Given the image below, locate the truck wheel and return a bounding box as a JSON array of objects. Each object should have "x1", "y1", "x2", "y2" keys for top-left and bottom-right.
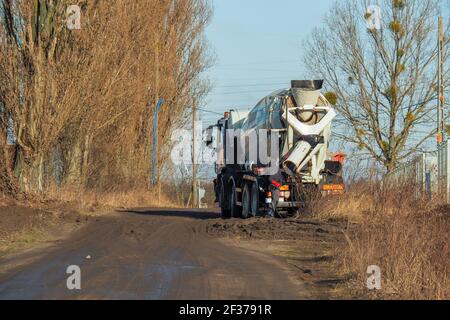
[
  {"x1": 250, "y1": 182, "x2": 259, "y2": 217},
  {"x1": 230, "y1": 183, "x2": 242, "y2": 218},
  {"x1": 241, "y1": 184, "x2": 251, "y2": 219},
  {"x1": 219, "y1": 180, "x2": 231, "y2": 219}
]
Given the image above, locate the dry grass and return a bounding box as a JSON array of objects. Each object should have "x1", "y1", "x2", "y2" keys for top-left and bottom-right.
[
  {"x1": 315, "y1": 181, "x2": 377, "y2": 222},
  {"x1": 0, "y1": 227, "x2": 48, "y2": 256},
  {"x1": 316, "y1": 183, "x2": 450, "y2": 300},
  {"x1": 44, "y1": 187, "x2": 180, "y2": 213}
]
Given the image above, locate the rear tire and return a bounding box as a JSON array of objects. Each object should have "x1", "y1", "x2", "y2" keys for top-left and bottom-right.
[
  {"x1": 242, "y1": 184, "x2": 251, "y2": 219},
  {"x1": 219, "y1": 179, "x2": 231, "y2": 219},
  {"x1": 250, "y1": 182, "x2": 260, "y2": 217},
  {"x1": 230, "y1": 182, "x2": 242, "y2": 218}
]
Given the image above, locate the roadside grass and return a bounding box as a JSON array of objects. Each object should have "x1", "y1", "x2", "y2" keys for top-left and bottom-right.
[
  {"x1": 315, "y1": 183, "x2": 450, "y2": 300},
  {"x1": 0, "y1": 187, "x2": 183, "y2": 256},
  {"x1": 0, "y1": 226, "x2": 49, "y2": 256},
  {"x1": 44, "y1": 187, "x2": 181, "y2": 213},
  {"x1": 314, "y1": 181, "x2": 376, "y2": 222},
  {"x1": 269, "y1": 241, "x2": 352, "y2": 299}
]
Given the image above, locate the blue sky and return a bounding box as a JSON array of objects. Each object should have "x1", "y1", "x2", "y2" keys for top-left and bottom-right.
[{"x1": 202, "y1": 0, "x2": 336, "y2": 125}]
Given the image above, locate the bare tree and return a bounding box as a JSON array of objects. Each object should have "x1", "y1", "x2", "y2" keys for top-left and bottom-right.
[
  {"x1": 0, "y1": 0, "x2": 212, "y2": 197},
  {"x1": 304, "y1": 0, "x2": 449, "y2": 172}
]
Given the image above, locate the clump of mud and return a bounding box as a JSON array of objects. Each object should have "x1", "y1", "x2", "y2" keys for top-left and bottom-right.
[{"x1": 206, "y1": 217, "x2": 343, "y2": 241}]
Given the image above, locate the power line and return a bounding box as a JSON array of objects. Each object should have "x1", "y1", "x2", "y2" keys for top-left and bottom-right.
[
  {"x1": 215, "y1": 60, "x2": 299, "y2": 68},
  {"x1": 202, "y1": 105, "x2": 254, "y2": 112},
  {"x1": 212, "y1": 67, "x2": 300, "y2": 73},
  {"x1": 213, "y1": 82, "x2": 288, "y2": 89},
  {"x1": 196, "y1": 108, "x2": 224, "y2": 116},
  {"x1": 208, "y1": 89, "x2": 277, "y2": 96},
  {"x1": 210, "y1": 76, "x2": 302, "y2": 83}
]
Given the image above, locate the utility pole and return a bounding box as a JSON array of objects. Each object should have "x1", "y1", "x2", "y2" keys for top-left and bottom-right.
[
  {"x1": 437, "y1": 16, "x2": 445, "y2": 146},
  {"x1": 192, "y1": 104, "x2": 198, "y2": 209}
]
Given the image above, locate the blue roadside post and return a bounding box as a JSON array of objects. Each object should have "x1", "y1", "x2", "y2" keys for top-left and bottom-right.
[{"x1": 151, "y1": 97, "x2": 165, "y2": 189}]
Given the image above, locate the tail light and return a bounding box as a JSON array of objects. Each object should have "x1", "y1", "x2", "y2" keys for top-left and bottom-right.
[{"x1": 265, "y1": 192, "x2": 272, "y2": 204}]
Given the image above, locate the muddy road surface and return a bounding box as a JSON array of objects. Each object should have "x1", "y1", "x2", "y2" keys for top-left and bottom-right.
[{"x1": 0, "y1": 208, "x2": 342, "y2": 300}]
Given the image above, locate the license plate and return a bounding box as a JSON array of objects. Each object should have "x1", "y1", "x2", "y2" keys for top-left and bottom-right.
[{"x1": 321, "y1": 184, "x2": 345, "y2": 191}]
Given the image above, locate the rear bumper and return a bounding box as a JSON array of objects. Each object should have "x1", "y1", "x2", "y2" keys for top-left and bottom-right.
[{"x1": 275, "y1": 201, "x2": 302, "y2": 209}]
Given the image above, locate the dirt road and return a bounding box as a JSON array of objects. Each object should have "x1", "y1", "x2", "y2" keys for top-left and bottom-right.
[{"x1": 0, "y1": 208, "x2": 335, "y2": 300}]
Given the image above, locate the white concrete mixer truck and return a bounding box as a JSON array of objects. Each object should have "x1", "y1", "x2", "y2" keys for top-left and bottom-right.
[{"x1": 206, "y1": 80, "x2": 345, "y2": 218}]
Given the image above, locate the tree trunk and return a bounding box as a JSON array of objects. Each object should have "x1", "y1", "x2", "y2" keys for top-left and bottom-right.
[
  {"x1": 81, "y1": 134, "x2": 91, "y2": 189},
  {"x1": 37, "y1": 154, "x2": 44, "y2": 192},
  {"x1": 386, "y1": 160, "x2": 397, "y2": 174},
  {"x1": 65, "y1": 139, "x2": 83, "y2": 187}
]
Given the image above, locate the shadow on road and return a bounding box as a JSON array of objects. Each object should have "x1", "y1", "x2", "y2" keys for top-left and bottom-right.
[{"x1": 118, "y1": 208, "x2": 220, "y2": 220}]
